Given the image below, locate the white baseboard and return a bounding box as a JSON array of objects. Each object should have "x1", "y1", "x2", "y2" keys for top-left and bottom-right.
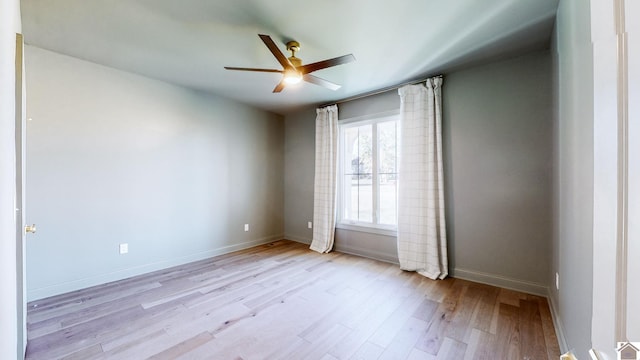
[
  {"x1": 284, "y1": 234, "x2": 312, "y2": 245},
  {"x1": 28, "y1": 234, "x2": 284, "y2": 301},
  {"x1": 451, "y1": 267, "x2": 548, "y2": 297}
]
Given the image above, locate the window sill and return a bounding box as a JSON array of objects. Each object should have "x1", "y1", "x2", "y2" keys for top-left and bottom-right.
[{"x1": 335, "y1": 222, "x2": 397, "y2": 237}]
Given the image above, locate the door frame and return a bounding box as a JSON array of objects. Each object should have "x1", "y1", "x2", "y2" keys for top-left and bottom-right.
[
  {"x1": 590, "y1": 0, "x2": 638, "y2": 357},
  {"x1": 15, "y1": 32, "x2": 26, "y2": 359}
]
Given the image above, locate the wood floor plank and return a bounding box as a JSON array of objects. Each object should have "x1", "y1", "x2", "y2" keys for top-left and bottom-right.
[
  {"x1": 537, "y1": 297, "x2": 562, "y2": 360},
  {"x1": 471, "y1": 328, "x2": 498, "y2": 360},
  {"x1": 263, "y1": 336, "x2": 310, "y2": 360},
  {"x1": 320, "y1": 354, "x2": 340, "y2": 360},
  {"x1": 424, "y1": 276, "x2": 455, "y2": 302},
  {"x1": 378, "y1": 317, "x2": 429, "y2": 360},
  {"x1": 162, "y1": 301, "x2": 250, "y2": 339},
  {"x1": 494, "y1": 303, "x2": 521, "y2": 360},
  {"x1": 463, "y1": 328, "x2": 482, "y2": 360},
  {"x1": 99, "y1": 328, "x2": 170, "y2": 359},
  {"x1": 436, "y1": 337, "x2": 467, "y2": 360},
  {"x1": 59, "y1": 344, "x2": 103, "y2": 360},
  {"x1": 217, "y1": 297, "x2": 333, "y2": 359},
  {"x1": 27, "y1": 281, "x2": 163, "y2": 331},
  {"x1": 94, "y1": 304, "x2": 188, "y2": 353},
  {"x1": 349, "y1": 341, "x2": 385, "y2": 360},
  {"x1": 367, "y1": 280, "x2": 433, "y2": 348},
  {"x1": 26, "y1": 320, "x2": 61, "y2": 339},
  {"x1": 412, "y1": 297, "x2": 439, "y2": 322},
  {"x1": 519, "y1": 299, "x2": 548, "y2": 360},
  {"x1": 415, "y1": 279, "x2": 466, "y2": 355},
  {"x1": 445, "y1": 282, "x2": 483, "y2": 342},
  {"x1": 469, "y1": 283, "x2": 500, "y2": 333},
  {"x1": 407, "y1": 347, "x2": 436, "y2": 360},
  {"x1": 299, "y1": 276, "x2": 397, "y2": 342},
  {"x1": 27, "y1": 305, "x2": 146, "y2": 359},
  {"x1": 146, "y1": 331, "x2": 214, "y2": 360},
  {"x1": 283, "y1": 323, "x2": 352, "y2": 360},
  {"x1": 327, "y1": 283, "x2": 412, "y2": 359},
  {"x1": 25, "y1": 240, "x2": 561, "y2": 360},
  {"x1": 497, "y1": 287, "x2": 527, "y2": 307}
]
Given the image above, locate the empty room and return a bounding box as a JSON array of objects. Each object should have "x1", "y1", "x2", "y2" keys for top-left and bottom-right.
[{"x1": 1, "y1": 0, "x2": 638, "y2": 359}]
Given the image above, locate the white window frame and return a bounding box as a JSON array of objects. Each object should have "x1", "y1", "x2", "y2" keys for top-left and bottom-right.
[{"x1": 336, "y1": 110, "x2": 399, "y2": 236}]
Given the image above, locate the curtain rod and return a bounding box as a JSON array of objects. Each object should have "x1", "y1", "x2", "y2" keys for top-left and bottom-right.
[{"x1": 319, "y1": 74, "x2": 443, "y2": 108}]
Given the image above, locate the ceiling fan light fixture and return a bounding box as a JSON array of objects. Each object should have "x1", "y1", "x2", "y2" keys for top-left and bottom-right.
[
  {"x1": 225, "y1": 34, "x2": 355, "y2": 92},
  {"x1": 283, "y1": 69, "x2": 302, "y2": 84}
]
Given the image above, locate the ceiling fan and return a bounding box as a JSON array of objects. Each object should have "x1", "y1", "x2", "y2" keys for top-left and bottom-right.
[{"x1": 225, "y1": 34, "x2": 355, "y2": 93}]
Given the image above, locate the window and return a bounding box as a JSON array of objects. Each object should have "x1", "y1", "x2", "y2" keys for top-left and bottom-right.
[{"x1": 338, "y1": 113, "x2": 398, "y2": 233}]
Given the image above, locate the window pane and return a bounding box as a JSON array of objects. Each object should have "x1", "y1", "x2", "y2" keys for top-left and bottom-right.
[
  {"x1": 358, "y1": 174, "x2": 373, "y2": 222},
  {"x1": 343, "y1": 174, "x2": 372, "y2": 223},
  {"x1": 379, "y1": 173, "x2": 397, "y2": 225},
  {"x1": 357, "y1": 125, "x2": 373, "y2": 175},
  {"x1": 343, "y1": 174, "x2": 357, "y2": 221},
  {"x1": 344, "y1": 127, "x2": 359, "y2": 175},
  {"x1": 358, "y1": 125, "x2": 372, "y2": 222},
  {"x1": 378, "y1": 121, "x2": 396, "y2": 174}
]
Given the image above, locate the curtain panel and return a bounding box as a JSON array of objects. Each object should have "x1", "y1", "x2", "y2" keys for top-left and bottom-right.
[
  {"x1": 310, "y1": 105, "x2": 339, "y2": 253},
  {"x1": 397, "y1": 77, "x2": 448, "y2": 279}
]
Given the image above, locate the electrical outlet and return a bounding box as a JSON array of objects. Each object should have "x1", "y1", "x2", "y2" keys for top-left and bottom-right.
[
  {"x1": 555, "y1": 272, "x2": 560, "y2": 290},
  {"x1": 119, "y1": 243, "x2": 128, "y2": 254},
  {"x1": 244, "y1": 224, "x2": 249, "y2": 232},
  {"x1": 308, "y1": 221, "x2": 312, "y2": 229}
]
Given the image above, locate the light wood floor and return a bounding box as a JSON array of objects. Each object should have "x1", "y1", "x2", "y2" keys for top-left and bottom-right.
[{"x1": 25, "y1": 240, "x2": 560, "y2": 360}]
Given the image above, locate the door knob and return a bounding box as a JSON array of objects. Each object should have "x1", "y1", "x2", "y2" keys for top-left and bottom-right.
[{"x1": 25, "y1": 224, "x2": 36, "y2": 234}]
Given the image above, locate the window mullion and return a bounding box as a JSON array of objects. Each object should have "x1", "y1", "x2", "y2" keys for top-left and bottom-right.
[
  {"x1": 338, "y1": 125, "x2": 344, "y2": 223},
  {"x1": 372, "y1": 123, "x2": 379, "y2": 224},
  {"x1": 356, "y1": 127, "x2": 362, "y2": 221}
]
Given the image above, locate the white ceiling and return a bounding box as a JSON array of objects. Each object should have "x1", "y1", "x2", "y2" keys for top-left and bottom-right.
[{"x1": 21, "y1": 0, "x2": 559, "y2": 115}]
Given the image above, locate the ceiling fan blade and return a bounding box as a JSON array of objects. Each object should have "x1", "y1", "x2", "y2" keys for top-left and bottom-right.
[
  {"x1": 258, "y1": 34, "x2": 294, "y2": 70},
  {"x1": 224, "y1": 67, "x2": 283, "y2": 73},
  {"x1": 299, "y1": 54, "x2": 355, "y2": 74},
  {"x1": 303, "y1": 74, "x2": 341, "y2": 91},
  {"x1": 273, "y1": 80, "x2": 286, "y2": 93}
]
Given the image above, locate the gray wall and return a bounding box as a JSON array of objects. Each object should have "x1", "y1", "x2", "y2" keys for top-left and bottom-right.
[
  {"x1": 283, "y1": 107, "x2": 315, "y2": 244},
  {"x1": 550, "y1": 0, "x2": 594, "y2": 357},
  {"x1": 445, "y1": 50, "x2": 552, "y2": 291},
  {"x1": 284, "y1": 50, "x2": 553, "y2": 294},
  {"x1": 25, "y1": 46, "x2": 284, "y2": 300}
]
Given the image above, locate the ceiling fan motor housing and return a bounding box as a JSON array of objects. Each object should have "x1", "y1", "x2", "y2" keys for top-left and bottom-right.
[
  {"x1": 286, "y1": 41, "x2": 302, "y2": 67},
  {"x1": 288, "y1": 56, "x2": 302, "y2": 67},
  {"x1": 286, "y1": 41, "x2": 300, "y2": 53}
]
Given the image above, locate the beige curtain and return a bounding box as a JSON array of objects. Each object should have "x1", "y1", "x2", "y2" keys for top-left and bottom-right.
[
  {"x1": 397, "y1": 77, "x2": 448, "y2": 279},
  {"x1": 310, "y1": 105, "x2": 339, "y2": 253}
]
